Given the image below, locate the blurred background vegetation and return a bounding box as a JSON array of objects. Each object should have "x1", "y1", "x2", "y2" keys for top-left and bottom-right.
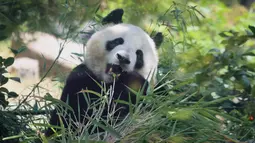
[{"x1": 0, "y1": 0, "x2": 255, "y2": 142}]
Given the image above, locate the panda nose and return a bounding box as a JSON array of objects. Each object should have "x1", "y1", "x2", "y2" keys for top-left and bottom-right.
[{"x1": 117, "y1": 53, "x2": 130, "y2": 64}]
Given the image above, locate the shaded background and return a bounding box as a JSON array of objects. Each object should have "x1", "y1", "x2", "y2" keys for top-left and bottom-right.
[{"x1": 0, "y1": 0, "x2": 255, "y2": 142}]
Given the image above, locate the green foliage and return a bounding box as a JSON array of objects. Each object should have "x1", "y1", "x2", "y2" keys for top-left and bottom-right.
[
  {"x1": 1, "y1": 0, "x2": 255, "y2": 142},
  {"x1": 157, "y1": 7, "x2": 255, "y2": 142},
  {"x1": 106, "y1": 0, "x2": 255, "y2": 141},
  {"x1": 0, "y1": 1, "x2": 102, "y2": 142},
  {"x1": 0, "y1": 0, "x2": 101, "y2": 40},
  {"x1": 0, "y1": 47, "x2": 30, "y2": 142},
  {"x1": 0, "y1": 56, "x2": 19, "y2": 108},
  {"x1": 0, "y1": 111, "x2": 23, "y2": 143}
]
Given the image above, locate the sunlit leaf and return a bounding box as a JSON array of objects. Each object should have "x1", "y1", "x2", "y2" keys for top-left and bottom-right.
[
  {"x1": 168, "y1": 135, "x2": 185, "y2": 143},
  {"x1": 168, "y1": 108, "x2": 193, "y2": 120},
  {"x1": 39, "y1": 132, "x2": 49, "y2": 143},
  {"x1": 176, "y1": 48, "x2": 201, "y2": 62},
  {"x1": 237, "y1": 35, "x2": 248, "y2": 45},
  {"x1": 2, "y1": 134, "x2": 24, "y2": 141},
  {"x1": 219, "y1": 31, "x2": 232, "y2": 37}
]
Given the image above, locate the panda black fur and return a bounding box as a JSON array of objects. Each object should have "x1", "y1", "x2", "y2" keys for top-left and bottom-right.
[{"x1": 45, "y1": 9, "x2": 163, "y2": 137}]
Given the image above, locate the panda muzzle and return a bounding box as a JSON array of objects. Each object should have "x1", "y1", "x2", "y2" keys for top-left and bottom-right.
[{"x1": 106, "y1": 64, "x2": 124, "y2": 75}]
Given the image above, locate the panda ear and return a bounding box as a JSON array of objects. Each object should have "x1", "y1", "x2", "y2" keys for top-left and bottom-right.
[
  {"x1": 152, "y1": 32, "x2": 164, "y2": 49},
  {"x1": 102, "y1": 8, "x2": 124, "y2": 25}
]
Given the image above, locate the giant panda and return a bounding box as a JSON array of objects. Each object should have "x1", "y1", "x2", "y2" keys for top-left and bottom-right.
[{"x1": 45, "y1": 8, "x2": 163, "y2": 137}]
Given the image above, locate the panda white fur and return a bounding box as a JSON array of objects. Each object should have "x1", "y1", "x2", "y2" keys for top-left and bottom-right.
[
  {"x1": 85, "y1": 23, "x2": 159, "y2": 84},
  {"x1": 45, "y1": 8, "x2": 163, "y2": 137}
]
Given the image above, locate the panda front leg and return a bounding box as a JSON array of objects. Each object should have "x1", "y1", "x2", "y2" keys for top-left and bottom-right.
[{"x1": 44, "y1": 64, "x2": 102, "y2": 137}]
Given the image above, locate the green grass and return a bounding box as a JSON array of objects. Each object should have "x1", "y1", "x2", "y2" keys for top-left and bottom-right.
[{"x1": 1, "y1": 1, "x2": 255, "y2": 143}]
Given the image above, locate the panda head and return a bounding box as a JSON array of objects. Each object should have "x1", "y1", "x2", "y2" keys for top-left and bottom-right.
[{"x1": 83, "y1": 9, "x2": 163, "y2": 84}]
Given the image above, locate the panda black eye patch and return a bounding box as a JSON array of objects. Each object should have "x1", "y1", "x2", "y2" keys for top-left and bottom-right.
[
  {"x1": 135, "y1": 49, "x2": 144, "y2": 69},
  {"x1": 106, "y1": 38, "x2": 124, "y2": 51}
]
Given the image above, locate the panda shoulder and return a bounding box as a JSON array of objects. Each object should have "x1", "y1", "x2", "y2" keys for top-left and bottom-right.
[{"x1": 65, "y1": 64, "x2": 96, "y2": 84}]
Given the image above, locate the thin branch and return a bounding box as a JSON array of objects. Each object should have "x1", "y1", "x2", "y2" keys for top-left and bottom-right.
[{"x1": 14, "y1": 31, "x2": 71, "y2": 110}]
